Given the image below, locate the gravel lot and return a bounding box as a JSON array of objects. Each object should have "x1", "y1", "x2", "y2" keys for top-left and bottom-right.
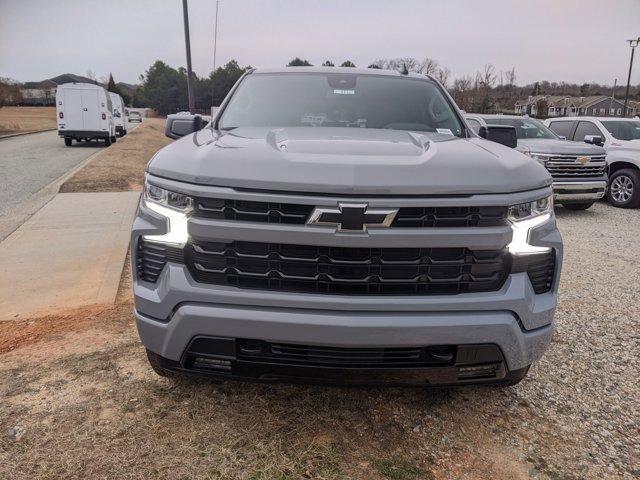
[{"x1": 0, "y1": 202, "x2": 638, "y2": 479}]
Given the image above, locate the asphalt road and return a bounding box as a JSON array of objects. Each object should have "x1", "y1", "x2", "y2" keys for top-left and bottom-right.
[{"x1": 0, "y1": 120, "x2": 140, "y2": 217}]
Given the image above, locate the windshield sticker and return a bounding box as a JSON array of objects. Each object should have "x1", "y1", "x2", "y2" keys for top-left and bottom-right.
[
  {"x1": 436, "y1": 128, "x2": 454, "y2": 135},
  {"x1": 333, "y1": 89, "x2": 355, "y2": 95}
]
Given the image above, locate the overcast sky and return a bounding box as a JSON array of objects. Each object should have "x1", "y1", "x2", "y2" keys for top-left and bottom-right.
[{"x1": 1, "y1": 0, "x2": 639, "y2": 87}]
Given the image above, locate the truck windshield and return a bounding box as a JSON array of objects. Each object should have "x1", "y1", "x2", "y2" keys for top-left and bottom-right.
[
  {"x1": 218, "y1": 72, "x2": 464, "y2": 137},
  {"x1": 600, "y1": 120, "x2": 640, "y2": 141},
  {"x1": 485, "y1": 117, "x2": 557, "y2": 139}
]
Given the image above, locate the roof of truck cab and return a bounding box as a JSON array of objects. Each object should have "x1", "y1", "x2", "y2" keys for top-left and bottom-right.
[
  {"x1": 250, "y1": 66, "x2": 434, "y2": 80},
  {"x1": 57, "y1": 82, "x2": 105, "y2": 90}
]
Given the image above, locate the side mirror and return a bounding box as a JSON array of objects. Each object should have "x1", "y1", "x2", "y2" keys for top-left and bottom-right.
[
  {"x1": 584, "y1": 135, "x2": 603, "y2": 146},
  {"x1": 478, "y1": 125, "x2": 518, "y2": 149},
  {"x1": 557, "y1": 135, "x2": 566, "y2": 140},
  {"x1": 165, "y1": 113, "x2": 206, "y2": 139}
]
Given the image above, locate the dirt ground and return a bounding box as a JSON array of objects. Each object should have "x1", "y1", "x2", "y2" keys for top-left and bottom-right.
[
  {"x1": 60, "y1": 118, "x2": 170, "y2": 193},
  {"x1": 0, "y1": 266, "x2": 534, "y2": 480},
  {"x1": 0, "y1": 107, "x2": 56, "y2": 136},
  {"x1": 1, "y1": 125, "x2": 638, "y2": 479}
]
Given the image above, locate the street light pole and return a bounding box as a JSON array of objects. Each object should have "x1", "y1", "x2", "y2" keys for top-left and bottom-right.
[
  {"x1": 213, "y1": 0, "x2": 219, "y2": 73},
  {"x1": 623, "y1": 37, "x2": 640, "y2": 118},
  {"x1": 211, "y1": 0, "x2": 220, "y2": 109},
  {"x1": 182, "y1": 0, "x2": 195, "y2": 112}
]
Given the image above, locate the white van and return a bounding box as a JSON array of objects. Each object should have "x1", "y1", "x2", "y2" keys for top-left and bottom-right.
[
  {"x1": 108, "y1": 92, "x2": 127, "y2": 137},
  {"x1": 56, "y1": 83, "x2": 116, "y2": 146}
]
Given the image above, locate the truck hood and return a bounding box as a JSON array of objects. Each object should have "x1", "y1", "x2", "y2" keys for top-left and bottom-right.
[
  {"x1": 148, "y1": 127, "x2": 551, "y2": 195},
  {"x1": 608, "y1": 139, "x2": 640, "y2": 154},
  {"x1": 515, "y1": 138, "x2": 605, "y2": 156}
]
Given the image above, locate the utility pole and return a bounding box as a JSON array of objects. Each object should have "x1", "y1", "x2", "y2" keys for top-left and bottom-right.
[
  {"x1": 623, "y1": 37, "x2": 640, "y2": 118},
  {"x1": 213, "y1": 0, "x2": 219, "y2": 73},
  {"x1": 211, "y1": 0, "x2": 220, "y2": 108},
  {"x1": 610, "y1": 78, "x2": 617, "y2": 116},
  {"x1": 182, "y1": 0, "x2": 195, "y2": 112}
]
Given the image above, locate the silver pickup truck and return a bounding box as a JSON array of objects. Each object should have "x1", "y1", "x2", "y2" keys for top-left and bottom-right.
[
  {"x1": 466, "y1": 114, "x2": 607, "y2": 211},
  {"x1": 132, "y1": 67, "x2": 562, "y2": 387}
]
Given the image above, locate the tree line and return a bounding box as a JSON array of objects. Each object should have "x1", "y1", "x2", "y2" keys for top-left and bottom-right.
[
  {"x1": 2, "y1": 56, "x2": 638, "y2": 114},
  {"x1": 131, "y1": 56, "x2": 639, "y2": 116}
]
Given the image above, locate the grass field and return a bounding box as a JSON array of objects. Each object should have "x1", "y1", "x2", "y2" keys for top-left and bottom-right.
[
  {"x1": 0, "y1": 106, "x2": 57, "y2": 136},
  {"x1": 60, "y1": 117, "x2": 170, "y2": 193}
]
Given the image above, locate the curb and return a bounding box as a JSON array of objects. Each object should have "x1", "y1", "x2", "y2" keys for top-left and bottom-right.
[{"x1": 0, "y1": 128, "x2": 57, "y2": 140}]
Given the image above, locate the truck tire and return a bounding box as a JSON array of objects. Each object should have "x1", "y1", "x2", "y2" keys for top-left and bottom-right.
[
  {"x1": 104, "y1": 136, "x2": 111, "y2": 146},
  {"x1": 64, "y1": 137, "x2": 72, "y2": 146},
  {"x1": 111, "y1": 135, "x2": 117, "y2": 143},
  {"x1": 606, "y1": 168, "x2": 640, "y2": 208},
  {"x1": 146, "y1": 349, "x2": 177, "y2": 378},
  {"x1": 562, "y1": 202, "x2": 594, "y2": 211}
]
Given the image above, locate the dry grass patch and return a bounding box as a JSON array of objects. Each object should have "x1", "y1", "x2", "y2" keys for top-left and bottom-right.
[
  {"x1": 0, "y1": 107, "x2": 56, "y2": 135},
  {"x1": 60, "y1": 118, "x2": 170, "y2": 193}
]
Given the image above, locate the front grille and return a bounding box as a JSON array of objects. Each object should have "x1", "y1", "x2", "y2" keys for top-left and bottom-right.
[
  {"x1": 235, "y1": 340, "x2": 456, "y2": 368},
  {"x1": 194, "y1": 197, "x2": 507, "y2": 228},
  {"x1": 136, "y1": 240, "x2": 184, "y2": 282},
  {"x1": 545, "y1": 156, "x2": 606, "y2": 178},
  {"x1": 184, "y1": 241, "x2": 510, "y2": 295}
]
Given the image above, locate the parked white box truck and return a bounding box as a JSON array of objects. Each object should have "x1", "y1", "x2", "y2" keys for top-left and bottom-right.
[
  {"x1": 108, "y1": 91, "x2": 127, "y2": 137},
  {"x1": 56, "y1": 83, "x2": 116, "y2": 146}
]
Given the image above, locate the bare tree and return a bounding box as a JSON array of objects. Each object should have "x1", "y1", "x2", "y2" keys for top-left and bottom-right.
[
  {"x1": 451, "y1": 75, "x2": 474, "y2": 111},
  {"x1": 419, "y1": 57, "x2": 440, "y2": 76},
  {"x1": 435, "y1": 67, "x2": 451, "y2": 88},
  {"x1": 505, "y1": 67, "x2": 517, "y2": 87},
  {"x1": 478, "y1": 64, "x2": 497, "y2": 88}
]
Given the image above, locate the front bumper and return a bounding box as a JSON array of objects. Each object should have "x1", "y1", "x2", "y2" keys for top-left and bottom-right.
[
  {"x1": 58, "y1": 129, "x2": 109, "y2": 139},
  {"x1": 132, "y1": 182, "x2": 562, "y2": 385},
  {"x1": 553, "y1": 180, "x2": 607, "y2": 202}
]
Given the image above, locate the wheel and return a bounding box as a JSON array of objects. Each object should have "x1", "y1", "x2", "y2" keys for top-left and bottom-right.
[
  {"x1": 562, "y1": 202, "x2": 594, "y2": 211},
  {"x1": 111, "y1": 135, "x2": 117, "y2": 143},
  {"x1": 104, "y1": 136, "x2": 111, "y2": 146},
  {"x1": 64, "y1": 137, "x2": 72, "y2": 146},
  {"x1": 146, "y1": 349, "x2": 177, "y2": 378},
  {"x1": 607, "y1": 168, "x2": 640, "y2": 208},
  {"x1": 494, "y1": 365, "x2": 530, "y2": 387},
  {"x1": 123, "y1": 130, "x2": 127, "y2": 136}
]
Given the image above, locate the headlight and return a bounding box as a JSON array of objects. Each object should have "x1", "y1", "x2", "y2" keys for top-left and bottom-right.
[
  {"x1": 508, "y1": 195, "x2": 552, "y2": 222},
  {"x1": 507, "y1": 195, "x2": 553, "y2": 255},
  {"x1": 144, "y1": 180, "x2": 193, "y2": 212},
  {"x1": 142, "y1": 180, "x2": 193, "y2": 246}
]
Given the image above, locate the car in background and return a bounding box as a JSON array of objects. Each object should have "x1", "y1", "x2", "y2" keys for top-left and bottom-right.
[
  {"x1": 129, "y1": 111, "x2": 143, "y2": 123},
  {"x1": 466, "y1": 114, "x2": 607, "y2": 210},
  {"x1": 108, "y1": 92, "x2": 127, "y2": 137},
  {"x1": 545, "y1": 117, "x2": 640, "y2": 208},
  {"x1": 56, "y1": 82, "x2": 116, "y2": 147}
]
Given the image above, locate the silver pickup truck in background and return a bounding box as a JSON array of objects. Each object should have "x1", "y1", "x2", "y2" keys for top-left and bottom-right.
[{"x1": 466, "y1": 114, "x2": 607, "y2": 211}]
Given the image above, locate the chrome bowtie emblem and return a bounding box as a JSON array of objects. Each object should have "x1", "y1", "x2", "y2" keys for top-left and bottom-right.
[{"x1": 306, "y1": 203, "x2": 398, "y2": 232}]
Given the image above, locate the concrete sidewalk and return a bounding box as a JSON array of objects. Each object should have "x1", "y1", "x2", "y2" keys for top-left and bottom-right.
[{"x1": 0, "y1": 191, "x2": 140, "y2": 320}]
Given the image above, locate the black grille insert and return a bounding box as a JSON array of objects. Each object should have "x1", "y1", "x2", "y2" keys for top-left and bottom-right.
[
  {"x1": 512, "y1": 250, "x2": 556, "y2": 294},
  {"x1": 235, "y1": 340, "x2": 456, "y2": 368},
  {"x1": 184, "y1": 241, "x2": 510, "y2": 295},
  {"x1": 136, "y1": 240, "x2": 185, "y2": 283},
  {"x1": 194, "y1": 198, "x2": 507, "y2": 228}
]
